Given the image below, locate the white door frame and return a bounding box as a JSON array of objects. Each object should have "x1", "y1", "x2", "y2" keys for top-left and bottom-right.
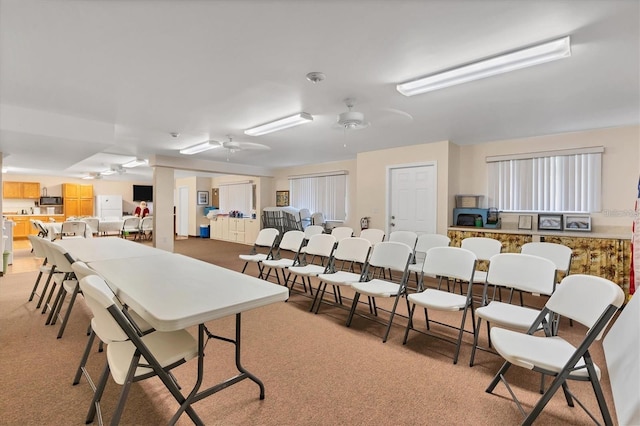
[
  {"x1": 385, "y1": 161, "x2": 437, "y2": 237},
  {"x1": 177, "y1": 185, "x2": 189, "y2": 236}
]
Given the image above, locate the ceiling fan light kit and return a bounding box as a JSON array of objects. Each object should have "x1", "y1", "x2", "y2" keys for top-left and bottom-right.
[
  {"x1": 179, "y1": 141, "x2": 220, "y2": 155},
  {"x1": 396, "y1": 36, "x2": 571, "y2": 96},
  {"x1": 244, "y1": 112, "x2": 313, "y2": 136}
]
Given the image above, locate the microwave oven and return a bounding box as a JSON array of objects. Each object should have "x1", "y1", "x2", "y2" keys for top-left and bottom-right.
[{"x1": 40, "y1": 196, "x2": 63, "y2": 205}]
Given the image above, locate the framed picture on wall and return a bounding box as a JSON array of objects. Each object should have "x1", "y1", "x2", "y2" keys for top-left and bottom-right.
[
  {"x1": 276, "y1": 190, "x2": 289, "y2": 207},
  {"x1": 518, "y1": 215, "x2": 533, "y2": 230},
  {"x1": 538, "y1": 214, "x2": 563, "y2": 231},
  {"x1": 197, "y1": 190, "x2": 209, "y2": 205},
  {"x1": 563, "y1": 214, "x2": 591, "y2": 231}
]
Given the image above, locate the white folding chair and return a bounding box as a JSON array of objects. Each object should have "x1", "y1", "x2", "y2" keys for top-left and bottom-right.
[
  {"x1": 408, "y1": 233, "x2": 451, "y2": 290},
  {"x1": 239, "y1": 228, "x2": 280, "y2": 278},
  {"x1": 359, "y1": 228, "x2": 385, "y2": 246},
  {"x1": 81, "y1": 218, "x2": 100, "y2": 237},
  {"x1": 460, "y1": 236, "x2": 502, "y2": 288},
  {"x1": 287, "y1": 233, "x2": 336, "y2": 297},
  {"x1": 261, "y1": 230, "x2": 305, "y2": 286},
  {"x1": 27, "y1": 235, "x2": 54, "y2": 304},
  {"x1": 486, "y1": 274, "x2": 624, "y2": 426},
  {"x1": 330, "y1": 226, "x2": 354, "y2": 242},
  {"x1": 59, "y1": 220, "x2": 88, "y2": 240},
  {"x1": 120, "y1": 217, "x2": 141, "y2": 239},
  {"x1": 346, "y1": 241, "x2": 413, "y2": 343},
  {"x1": 78, "y1": 275, "x2": 198, "y2": 425},
  {"x1": 403, "y1": 246, "x2": 477, "y2": 364},
  {"x1": 138, "y1": 216, "x2": 153, "y2": 240},
  {"x1": 313, "y1": 237, "x2": 371, "y2": 314},
  {"x1": 299, "y1": 225, "x2": 325, "y2": 256},
  {"x1": 469, "y1": 253, "x2": 557, "y2": 367},
  {"x1": 521, "y1": 241, "x2": 573, "y2": 331}
]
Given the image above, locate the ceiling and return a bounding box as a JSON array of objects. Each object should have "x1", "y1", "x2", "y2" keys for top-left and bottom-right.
[{"x1": 1, "y1": 0, "x2": 638, "y2": 183}]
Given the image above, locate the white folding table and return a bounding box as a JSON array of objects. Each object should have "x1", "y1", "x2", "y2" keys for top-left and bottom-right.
[
  {"x1": 83, "y1": 250, "x2": 289, "y2": 424},
  {"x1": 55, "y1": 236, "x2": 165, "y2": 262}
]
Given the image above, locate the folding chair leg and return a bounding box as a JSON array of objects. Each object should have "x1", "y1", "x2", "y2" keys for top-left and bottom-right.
[
  {"x1": 469, "y1": 317, "x2": 483, "y2": 367},
  {"x1": 402, "y1": 304, "x2": 417, "y2": 344},
  {"x1": 346, "y1": 292, "x2": 361, "y2": 327},
  {"x1": 74, "y1": 328, "x2": 97, "y2": 386},
  {"x1": 111, "y1": 352, "x2": 141, "y2": 426},
  {"x1": 36, "y1": 272, "x2": 55, "y2": 309},
  {"x1": 486, "y1": 360, "x2": 512, "y2": 393},
  {"x1": 57, "y1": 286, "x2": 80, "y2": 338},
  {"x1": 86, "y1": 362, "x2": 111, "y2": 424},
  {"x1": 29, "y1": 270, "x2": 44, "y2": 302}
]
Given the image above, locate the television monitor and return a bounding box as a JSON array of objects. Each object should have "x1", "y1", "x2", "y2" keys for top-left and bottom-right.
[{"x1": 133, "y1": 185, "x2": 153, "y2": 202}]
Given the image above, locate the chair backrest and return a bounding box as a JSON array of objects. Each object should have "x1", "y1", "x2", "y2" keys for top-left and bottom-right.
[
  {"x1": 388, "y1": 230, "x2": 418, "y2": 252},
  {"x1": 78, "y1": 275, "x2": 130, "y2": 342},
  {"x1": 254, "y1": 228, "x2": 280, "y2": 247},
  {"x1": 61, "y1": 221, "x2": 87, "y2": 238},
  {"x1": 277, "y1": 230, "x2": 305, "y2": 252},
  {"x1": 333, "y1": 237, "x2": 371, "y2": 264},
  {"x1": 367, "y1": 241, "x2": 413, "y2": 273},
  {"x1": 521, "y1": 242, "x2": 572, "y2": 276},
  {"x1": 461, "y1": 237, "x2": 502, "y2": 261},
  {"x1": 486, "y1": 253, "x2": 557, "y2": 295},
  {"x1": 140, "y1": 216, "x2": 153, "y2": 231},
  {"x1": 304, "y1": 225, "x2": 325, "y2": 240},
  {"x1": 71, "y1": 260, "x2": 98, "y2": 281},
  {"x1": 546, "y1": 274, "x2": 624, "y2": 340},
  {"x1": 422, "y1": 246, "x2": 477, "y2": 283},
  {"x1": 414, "y1": 233, "x2": 451, "y2": 262},
  {"x1": 359, "y1": 228, "x2": 385, "y2": 246},
  {"x1": 122, "y1": 217, "x2": 140, "y2": 230},
  {"x1": 299, "y1": 208, "x2": 311, "y2": 221},
  {"x1": 303, "y1": 234, "x2": 336, "y2": 258},
  {"x1": 34, "y1": 219, "x2": 49, "y2": 238},
  {"x1": 311, "y1": 212, "x2": 325, "y2": 225},
  {"x1": 331, "y1": 226, "x2": 354, "y2": 241},
  {"x1": 43, "y1": 239, "x2": 75, "y2": 273},
  {"x1": 82, "y1": 218, "x2": 100, "y2": 234},
  {"x1": 27, "y1": 235, "x2": 47, "y2": 259}
]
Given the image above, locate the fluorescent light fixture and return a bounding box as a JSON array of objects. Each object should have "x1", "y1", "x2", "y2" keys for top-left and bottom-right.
[
  {"x1": 122, "y1": 158, "x2": 148, "y2": 168},
  {"x1": 396, "y1": 36, "x2": 571, "y2": 96},
  {"x1": 244, "y1": 112, "x2": 313, "y2": 136},
  {"x1": 179, "y1": 141, "x2": 219, "y2": 155},
  {"x1": 82, "y1": 175, "x2": 95, "y2": 180},
  {"x1": 100, "y1": 169, "x2": 116, "y2": 176},
  {"x1": 1, "y1": 168, "x2": 7, "y2": 173}
]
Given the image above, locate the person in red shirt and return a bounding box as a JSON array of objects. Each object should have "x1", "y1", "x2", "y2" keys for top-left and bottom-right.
[{"x1": 134, "y1": 201, "x2": 149, "y2": 218}]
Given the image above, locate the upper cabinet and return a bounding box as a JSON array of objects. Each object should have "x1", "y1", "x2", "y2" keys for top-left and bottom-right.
[
  {"x1": 63, "y1": 183, "x2": 94, "y2": 218},
  {"x1": 3, "y1": 181, "x2": 40, "y2": 199}
]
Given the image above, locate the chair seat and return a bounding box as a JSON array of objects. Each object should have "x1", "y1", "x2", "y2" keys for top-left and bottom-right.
[
  {"x1": 317, "y1": 270, "x2": 361, "y2": 286},
  {"x1": 39, "y1": 264, "x2": 54, "y2": 274},
  {"x1": 62, "y1": 279, "x2": 78, "y2": 293},
  {"x1": 288, "y1": 264, "x2": 326, "y2": 277},
  {"x1": 476, "y1": 301, "x2": 542, "y2": 331},
  {"x1": 262, "y1": 259, "x2": 295, "y2": 269},
  {"x1": 239, "y1": 253, "x2": 268, "y2": 262},
  {"x1": 408, "y1": 288, "x2": 468, "y2": 311},
  {"x1": 107, "y1": 329, "x2": 198, "y2": 385},
  {"x1": 351, "y1": 279, "x2": 401, "y2": 297},
  {"x1": 490, "y1": 327, "x2": 599, "y2": 379}
]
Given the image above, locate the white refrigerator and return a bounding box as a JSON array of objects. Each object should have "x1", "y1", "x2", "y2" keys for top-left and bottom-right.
[{"x1": 95, "y1": 195, "x2": 123, "y2": 219}]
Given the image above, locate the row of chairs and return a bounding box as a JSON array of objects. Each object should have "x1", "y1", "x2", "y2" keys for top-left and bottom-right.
[
  {"x1": 27, "y1": 234, "x2": 194, "y2": 424},
  {"x1": 239, "y1": 228, "x2": 622, "y2": 425}
]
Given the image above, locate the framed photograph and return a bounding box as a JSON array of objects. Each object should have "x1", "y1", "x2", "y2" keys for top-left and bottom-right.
[
  {"x1": 537, "y1": 214, "x2": 563, "y2": 231},
  {"x1": 197, "y1": 190, "x2": 209, "y2": 205},
  {"x1": 563, "y1": 214, "x2": 591, "y2": 231},
  {"x1": 518, "y1": 215, "x2": 533, "y2": 230},
  {"x1": 276, "y1": 190, "x2": 290, "y2": 207}
]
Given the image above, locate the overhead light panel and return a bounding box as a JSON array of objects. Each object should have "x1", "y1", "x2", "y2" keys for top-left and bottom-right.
[
  {"x1": 179, "y1": 141, "x2": 220, "y2": 155},
  {"x1": 100, "y1": 169, "x2": 116, "y2": 176},
  {"x1": 122, "y1": 158, "x2": 148, "y2": 168},
  {"x1": 396, "y1": 36, "x2": 571, "y2": 96},
  {"x1": 244, "y1": 112, "x2": 313, "y2": 136}
]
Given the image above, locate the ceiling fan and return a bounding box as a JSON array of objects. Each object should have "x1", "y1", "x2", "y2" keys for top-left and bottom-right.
[
  {"x1": 215, "y1": 136, "x2": 270, "y2": 153},
  {"x1": 333, "y1": 98, "x2": 413, "y2": 131}
]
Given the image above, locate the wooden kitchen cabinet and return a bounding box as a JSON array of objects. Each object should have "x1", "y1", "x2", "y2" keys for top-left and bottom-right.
[
  {"x1": 63, "y1": 183, "x2": 94, "y2": 218},
  {"x1": 209, "y1": 216, "x2": 260, "y2": 245},
  {"x1": 3, "y1": 181, "x2": 40, "y2": 199}
]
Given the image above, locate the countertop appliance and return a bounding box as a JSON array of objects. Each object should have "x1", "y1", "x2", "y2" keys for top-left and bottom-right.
[
  {"x1": 40, "y1": 196, "x2": 63, "y2": 205},
  {"x1": 453, "y1": 208, "x2": 489, "y2": 227}
]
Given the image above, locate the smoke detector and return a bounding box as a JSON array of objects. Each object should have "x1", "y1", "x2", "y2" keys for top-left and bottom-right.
[{"x1": 306, "y1": 72, "x2": 326, "y2": 83}]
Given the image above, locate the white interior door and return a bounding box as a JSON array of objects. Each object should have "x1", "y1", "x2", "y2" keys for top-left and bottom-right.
[
  {"x1": 387, "y1": 163, "x2": 437, "y2": 235},
  {"x1": 177, "y1": 186, "x2": 189, "y2": 236}
]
